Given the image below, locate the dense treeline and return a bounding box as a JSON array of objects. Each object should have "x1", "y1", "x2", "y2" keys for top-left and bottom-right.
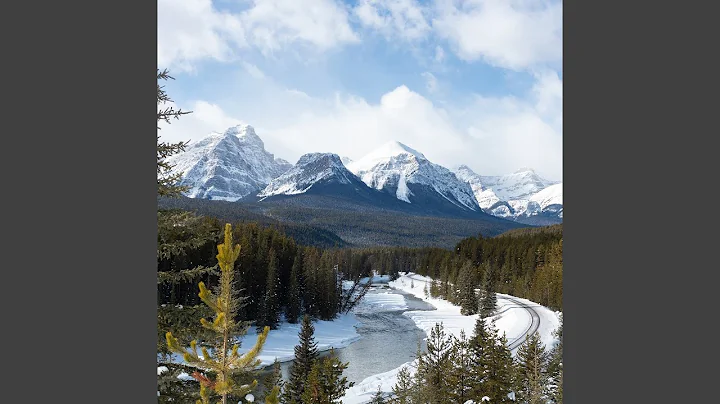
[
  {"x1": 159, "y1": 196, "x2": 350, "y2": 248},
  {"x1": 159, "y1": 217, "x2": 563, "y2": 357},
  {"x1": 497, "y1": 224, "x2": 563, "y2": 239},
  {"x1": 387, "y1": 318, "x2": 563, "y2": 404},
  {"x1": 158, "y1": 194, "x2": 524, "y2": 249},
  {"x1": 158, "y1": 211, "x2": 371, "y2": 326},
  {"x1": 331, "y1": 226, "x2": 563, "y2": 312}
]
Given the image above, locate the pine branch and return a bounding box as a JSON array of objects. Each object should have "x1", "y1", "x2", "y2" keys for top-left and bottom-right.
[{"x1": 158, "y1": 265, "x2": 219, "y2": 285}]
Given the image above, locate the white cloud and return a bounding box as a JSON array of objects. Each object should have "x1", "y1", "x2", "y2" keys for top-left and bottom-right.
[
  {"x1": 239, "y1": 0, "x2": 359, "y2": 56},
  {"x1": 158, "y1": 0, "x2": 247, "y2": 72},
  {"x1": 531, "y1": 69, "x2": 563, "y2": 130},
  {"x1": 158, "y1": 0, "x2": 359, "y2": 71},
  {"x1": 159, "y1": 0, "x2": 562, "y2": 75},
  {"x1": 431, "y1": 0, "x2": 562, "y2": 71},
  {"x1": 353, "y1": 0, "x2": 431, "y2": 41},
  {"x1": 159, "y1": 69, "x2": 562, "y2": 180}
]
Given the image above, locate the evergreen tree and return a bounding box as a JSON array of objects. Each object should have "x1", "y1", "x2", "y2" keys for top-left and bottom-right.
[
  {"x1": 485, "y1": 328, "x2": 515, "y2": 403},
  {"x1": 547, "y1": 316, "x2": 563, "y2": 403},
  {"x1": 301, "y1": 351, "x2": 353, "y2": 404},
  {"x1": 303, "y1": 249, "x2": 321, "y2": 317},
  {"x1": 391, "y1": 365, "x2": 416, "y2": 404},
  {"x1": 515, "y1": 332, "x2": 548, "y2": 404},
  {"x1": 480, "y1": 264, "x2": 497, "y2": 317},
  {"x1": 457, "y1": 261, "x2": 479, "y2": 315},
  {"x1": 261, "y1": 360, "x2": 284, "y2": 403},
  {"x1": 285, "y1": 251, "x2": 303, "y2": 323},
  {"x1": 259, "y1": 249, "x2": 281, "y2": 330},
  {"x1": 424, "y1": 281, "x2": 430, "y2": 299},
  {"x1": 157, "y1": 211, "x2": 220, "y2": 358},
  {"x1": 157, "y1": 69, "x2": 191, "y2": 198},
  {"x1": 468, "y1": 314, "x2": 492, "y2": 399},
  {"x1": 448, "y1": 330, "x2": 473, "y2": 402},
  {"x1": 415, "y1": 322, "x2": 454, "y2": 404},
  {"x1": 264, "y1": 386, "x2": 281, "y2": 404},
  {"x1": 284, "y1": 315, "x2": 320, "y2": 404},
  {"x1": 370, "y1": 386, "x2": 386, "y2": 404},
  {"x1": 430, "y1": 279, "x2": 441, "y2": 298},
  {"x1": 166, "y1": 224, "x2": 270, "y2": 404}
]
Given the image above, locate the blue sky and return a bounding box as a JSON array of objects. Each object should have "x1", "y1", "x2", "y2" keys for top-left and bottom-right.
[{"x1": 158, "y1": 0, "x2": 563, "y2": 180}]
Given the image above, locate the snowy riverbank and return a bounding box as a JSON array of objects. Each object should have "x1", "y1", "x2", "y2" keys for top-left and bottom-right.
[{"x1": 341, "y1": 272, "x2": 562, "y2": 404}]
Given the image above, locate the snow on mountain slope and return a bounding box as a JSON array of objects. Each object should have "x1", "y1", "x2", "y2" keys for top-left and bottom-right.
[
  {"x1": 258, "y1": 153, "x2": 357, "y2": 197},
  {"x1": 530, "y1": 183, "x2": 563, "y2": 209},
  {"x1": 346, "y1": 141, "x2": 480, "y2": 212},
  {"x1": 454, "y1": 165, "x2": 503, "y2": 210},
  {"x1": 479, "y1": 168, "x2": 559, "y2": 201},
  {"x1": 453, "y1": 165, "x2": 563, "y2": 223},
  {"x1": 166, "y1": 124, "x2": 292, "y2": 201}
]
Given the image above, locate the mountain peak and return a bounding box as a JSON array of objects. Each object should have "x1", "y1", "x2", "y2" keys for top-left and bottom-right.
[
  {"x1": 514, "y1": 167, "x2": 536, "y2": 174},
  {"x1": 167, "y1": 123, "x2": 289, "y2": 201},
  {"x1": 258, "y1": 152, "x2": 355, "y2": 198},
  {"x1": 455, "y1": 164, "x2": 477, "y2": 174},
  {"x1": 376, "y1": 140, "x2": 426, "y2": 160},
  {"x1": 222, "y1": 124, "x2": 264, "y2": 147},
  {"x1": 296, "y1": 152, "x2": 344, "y2": 166}
]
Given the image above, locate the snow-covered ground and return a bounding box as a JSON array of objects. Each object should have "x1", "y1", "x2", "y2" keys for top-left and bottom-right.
[
  {"x1": 237, "y1": 282, "x2": 408, "y2": 366},
  {"x1": 159, "y1": 272, "x2": 561, "y2": 404},
  {"x1": 237, "y1": 313, "x2": 363, "y2": 367},
  {"x1": 341, "y1": 273, "x2": 562, "y2": 404},
  {"x1": 160, "y1": 274, "x2": 397, "y2": 374}
]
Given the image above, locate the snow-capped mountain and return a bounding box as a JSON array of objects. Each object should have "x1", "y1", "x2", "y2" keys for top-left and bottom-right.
[
  {"x1": 165, "y1": 124, "x2": 559, "y2": 225},
  {"x1": 346, "y1": 141, "x2": 480, "y2": 212},
  {"x1": 258, "y1": 153, "x2": 358, "y2": 197},
  {"x1": 479, "y1": 168, "x2": 559, "y2": 201},
  {"x1": 166, "y1": 124, "x2": 292, "y2": 201},
  {"x1": 454, "y1": 165, "x2": 508, "y2": 212},
  {"x1": 453, "y1": 165, "x2": 563, "y2": 224}
]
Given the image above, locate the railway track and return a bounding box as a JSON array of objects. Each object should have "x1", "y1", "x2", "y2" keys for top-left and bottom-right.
[{"x1": 404, "y1": 274, "x2": 541, "y2": 351}]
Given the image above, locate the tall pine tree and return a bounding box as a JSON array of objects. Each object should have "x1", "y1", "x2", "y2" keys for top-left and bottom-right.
[
  {"x1": 157, "y1": 68, "x2": 191, "y2": 198},
  {"x1": 515, "y1": 332, "x2": 548, "y2": 404},
  {"x1": 547, "y1": 315, "x2": 563, "y2": 403},
  {"x1": 415, "y1": 323, "x2": 454, "y2": 404},
  {"x1": 469, "y1": 319, "x2": 516, "y2": 404},
  {"x1": 457, "y1": 261, "x2": 479, "y2": 315},
  {"x1": 391, "y1": 365, "x2": 416, "y2": 404},
  {"x1": 259, "y1": 248, "x2": 281, "y2": 331},
  {"x1": 448, "y1": 330, "x2": 473, "y2": 402},
  {"x1": 480, "y1": 263, "x2": 497, "y2": 317},
  {"x1": 468, "y1": 314, "x2": 491, "y2": 400},
  {"x1": 284, "y1": 314, "x2": 320, "y2": 404},
  {"x1": 261, "y1": 359, "x2": 284, "y2": 403},
  {"x1": 166, "y1": 224, "x2": 270, "y2": 404},
  {"x1": 301, "y1": 351, "x2": 354, "y2": 404},
  {"x1": 285, "y1": 250, "x2": 303, "y2": 323}
]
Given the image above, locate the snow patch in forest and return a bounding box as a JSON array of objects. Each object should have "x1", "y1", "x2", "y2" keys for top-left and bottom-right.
[{"x1": 342, "y1": 362, "x2": 418, "y2": 404}]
